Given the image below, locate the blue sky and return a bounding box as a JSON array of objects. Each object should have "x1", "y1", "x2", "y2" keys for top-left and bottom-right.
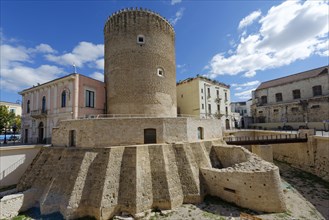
[{"x1": 1, "y1": 0, "x2": 328, "y2": 103}]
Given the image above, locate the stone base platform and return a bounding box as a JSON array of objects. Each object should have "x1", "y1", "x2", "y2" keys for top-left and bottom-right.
[
  {"x1": 7, "y1": 140, "x2": 287, "y2": 219},
  {"x1": 52, "y1": 117, "x2": 222, "y2": 148}
]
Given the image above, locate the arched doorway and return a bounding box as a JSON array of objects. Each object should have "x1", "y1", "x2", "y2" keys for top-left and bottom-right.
[
  {"x1": 38, "y1": 122, "x2": 44, "y2": 143},
  {"x1": 225, "y1": 119, "x2": 230, "y2": 130}
]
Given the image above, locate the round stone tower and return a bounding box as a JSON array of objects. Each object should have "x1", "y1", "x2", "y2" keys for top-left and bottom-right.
[{"x1": 104, "y1": 8, "x2": 177, "y2": 117}]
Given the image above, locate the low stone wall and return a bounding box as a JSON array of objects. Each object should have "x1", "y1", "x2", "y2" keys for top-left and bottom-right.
[
  {"x1": 52, "y1": 117, "x2": 222, "y2": 147},
  {"x1": 201, "y1": 145, "x2": 285, "y2": 213},
  {"x1": 273, "y1": 136, "x2": 329, "y2": 182},
  {"x1": 0, "y1": 145, "x2": 43, "y2": 188},
  {"x1": 0, "y1": 188, "x2": 38, "y2": 219},
  {"x1": 10, "y1": 141, "x2": 286, "y2": 219}
]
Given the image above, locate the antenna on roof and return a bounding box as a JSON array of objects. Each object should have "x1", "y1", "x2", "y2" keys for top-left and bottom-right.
[{"x1": 73, "y1": 63, "x2": 77, "y2": 73}]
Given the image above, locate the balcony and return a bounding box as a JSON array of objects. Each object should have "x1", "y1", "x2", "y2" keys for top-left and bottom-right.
[{"x1": 30, "y1": 109, "x2": 48, "y2": 118}]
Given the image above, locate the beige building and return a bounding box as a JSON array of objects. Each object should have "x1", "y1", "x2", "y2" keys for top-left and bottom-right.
[
  {"x1": 176, "y1": 76, "x2": 233, "y2": 129},
  {"x1": 19, "y1": 73, "x2": 105, "y2": 144},
  {"x1": 231, "y1": 100, "x2": 253, "y2": 128},
  {"x1": 251, "y1": 66, "x2": 329, "y2": 129},
  {"x1": 0, "y1": 101, "x2": 22, "y2": 116}
]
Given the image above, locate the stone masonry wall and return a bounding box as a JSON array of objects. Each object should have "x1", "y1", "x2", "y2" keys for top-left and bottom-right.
[
  {"x1": 10, "y1": 140, "x2": 286, "y2": 219},
  {"x1": 104, "y1": 9, "x2": 177, "y2": 117},
  {"x1": 52, "y1": 117, "x2": 222, "y2": 147},
  {"x1": 273, "y1": 136, "x2": 329, "y2": 182}
]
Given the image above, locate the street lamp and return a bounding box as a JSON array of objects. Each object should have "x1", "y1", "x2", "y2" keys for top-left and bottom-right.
[{"x1": 12, "y1": 124, "x2": 17, "y2": 145}]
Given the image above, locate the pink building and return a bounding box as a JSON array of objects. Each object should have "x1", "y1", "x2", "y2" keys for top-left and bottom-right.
[{"x1": 19, "y1": 73, "x2": 105, "y2": 144}]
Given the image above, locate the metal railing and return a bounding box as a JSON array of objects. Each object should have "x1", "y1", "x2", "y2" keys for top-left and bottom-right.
[
  {"x1": 75, "y1": 114, "x2": 208, "y2": 120},
  {"x1": 0, "y1": 156, "x2": 25, "y2": 180}
]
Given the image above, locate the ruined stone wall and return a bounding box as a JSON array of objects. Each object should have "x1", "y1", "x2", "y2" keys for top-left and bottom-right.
[
  {"x1": 104, "y1": 9, "x2": 176, "y2": 117},
  {"x1": 12, "y1": 141, "x2": 285, "y2": 219},
  {"x1": 52, "y1": 117, "x2": 221, "y2": 147},
  {"x1": 273, "y1": 136, "x2": 329, "y2": 181}
]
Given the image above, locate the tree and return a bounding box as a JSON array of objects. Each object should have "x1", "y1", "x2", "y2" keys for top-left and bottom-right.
[{"x1": 0, "y1": 105, "x2": 16, "y2": 134}]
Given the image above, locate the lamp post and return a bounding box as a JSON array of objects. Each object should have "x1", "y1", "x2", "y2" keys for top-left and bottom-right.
[
  {"x1": 12, "y1": 124, "x2": 17, "y2": 145},
  {"x1": 3, "y1": 126, "x2": 7, "y2": 144}
]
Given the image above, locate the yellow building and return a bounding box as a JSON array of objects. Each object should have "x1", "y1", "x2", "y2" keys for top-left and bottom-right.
[
  {"x1": 176, "y1": 76, "x2": 233, "y2": 129},
  {"x1": 0, "y1": 101, "x2": 22, "y2": 116}
]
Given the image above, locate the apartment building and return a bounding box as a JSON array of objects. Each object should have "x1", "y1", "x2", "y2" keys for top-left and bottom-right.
[
  {"x1": 231, "y1": 100, "x2": 253, "y2": 128},
  {"x1": 177, "y1": 76, "x2": 232, "y2": 129},
  {"x1": 251, "y1": 66, "x2": 329, "y2": 129},
  {"x1": 19, "y1": 73, "x2": 105, "y2": 144},
  {"x1": 0, "y1": 101, "x2": 22, "y2": 116}
]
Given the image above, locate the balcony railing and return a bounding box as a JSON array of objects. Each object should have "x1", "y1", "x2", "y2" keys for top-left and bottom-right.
[{"x1": 30, "y1": 109, "x2": 48, "y2": 118}]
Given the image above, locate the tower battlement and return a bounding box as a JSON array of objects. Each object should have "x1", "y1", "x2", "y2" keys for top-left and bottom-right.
[{"x1": 104, "y1": 8, "x2": 174, "y2": 36}]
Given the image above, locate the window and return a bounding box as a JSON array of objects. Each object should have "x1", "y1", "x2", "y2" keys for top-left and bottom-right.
[
  {"x1": 137, "y1": 34, "x2": 145, "y2": 44},
  {"x1": 61, "y1": 91, "x2": 66, "y2": 107},
  {"x1": 157, "y1": 67, "x2": 164, "y2": 77},
  {"x1": 217, "y1": 104, "x2": 220, "y2": 111},
  {"x1": 144, "y1": 128, "x2": 156, "y2": 144},
  {"x1": 197, "y1": 127, "x2": 204, "y2": 140},
  {"x1": 225, "y1": 92, "x2": 228, "y2": 101},
  {"x1": 275, "y1": 93, "x2": 282, "y2": 102},
  {"x1": 202, "y1": 104, "x2": 204, "y2": 109},
  {"x1": 207, "y1": 88, "x2": 211, "y2": 97},
  {"x1": 42, "y1": 96, "x2": 46, "y2": 113},
  {"x1": 69, "y1": 130, "x2": 76, "y2": 147},
  {"x1": 27, "y1": 100, "x2": 30, "y2": 113},
  {"x1": 10, "y1": 109, "x2": 16, "y2": 114},
  {"x1": 261, "y1": 96, "x2": 267, "y2": 104},
  {"x1": 85, "y1": 90, "x2": 95, "y2": 108},
  {"x1": 313, "y1": 85, "x2": 322, "y2": 96},
  {"x1": 208, "y1": 104, "x2": 211, "y2": 114},
  {"x1": 292, "y1": 89, "x2": 301, "y2": 99},
  {"x1": 216, "y1": 90, "x2": 219, "y2": 97},
  {"x1": 225, "y1": 106, "x2": 228, "y2": 115},
  {"x1": 201, "y1": 88, "x2": 203, "y2": 93}
]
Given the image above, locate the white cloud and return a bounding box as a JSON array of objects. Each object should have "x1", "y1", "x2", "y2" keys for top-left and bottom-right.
[
  {"x1": 95, "y1": 59, "x2": 104, "y2": 70},
  {"x1": 1, "y1": 37, "x2": 66, "y2": 92},
  {"x1": 234, "y1": 88, "x2": 256, "y2": 100},
  {"x1": 46, "y1": 41, "x2": 104, "y2": 68},
  {"x1": 170, "y1": 8, "x2": 184, "y2": 26},
  {"x1": 238, "y1": 10, "x2": 261, "y2": 29},
  {"x1": 1, "y1": 44, "x2": 30, "y2": 68},
  {"x1": 90, "y1": 72, "x2": 104, "y2": 82},
  {"x1": 232, "y1": 80, "x2": 260, "y2": 87},
  {"x1": 171, "y1": 0, "x2": 182, "y2": 5},
  {"x1": 1, "y1": 65, "x2": 64, "y2": 92},
  {"x1": 33, "y1": 44, "x2": 56, "y2": 53},
  {"x1": 206, "y1": 0, "x2": 329, "y2": 78}
]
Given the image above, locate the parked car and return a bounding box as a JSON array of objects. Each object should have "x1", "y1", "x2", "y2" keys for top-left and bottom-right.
[
  {"x1": 298, "y1": 125, "x2": 309, "y2": 129},
  {"x1": 8, "y1": 135, "x2": 21, "y2": 141}
]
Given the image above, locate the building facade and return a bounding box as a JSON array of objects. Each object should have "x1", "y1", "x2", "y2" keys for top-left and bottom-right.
[
  {"x1": 19, "y1": 73, "x2": 105, "y2": 144},
  {"x1": 0, "y1": 101, "x2": 22, "y2": 117},
  {"x1": 231, "y1": 100, "x2": 253, "y2": 128},
  {"x1": 177, "y1": 76, "x2": 233, "y2": 129},
  {"x1": 251, "y1": 66, "x2": 329, "y2": 129}
]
